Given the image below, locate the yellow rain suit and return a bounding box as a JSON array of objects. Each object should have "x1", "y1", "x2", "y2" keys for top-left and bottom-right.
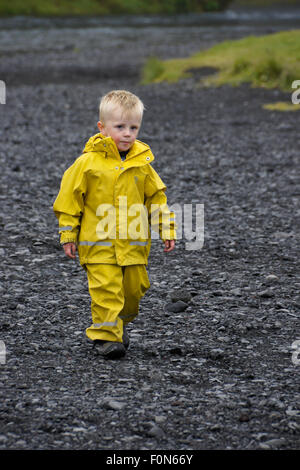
[{"x1": 53, "y1": 133, "x2": 176, "y2": 342}]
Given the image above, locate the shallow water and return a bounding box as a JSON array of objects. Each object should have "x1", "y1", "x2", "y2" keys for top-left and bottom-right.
[
  {"x1": 0, "y1": 7, "x2": 300, "y2": 54},
  {"x1": 1, "y1": 6, "x2": 300, "y2": 30}
]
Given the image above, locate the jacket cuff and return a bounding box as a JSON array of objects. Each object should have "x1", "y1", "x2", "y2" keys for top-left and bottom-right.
[
  {"x1": 161, "y1": 229, "x2": 177, "y2": 242},
  {"x1": 60, "y1": 232, "x2": 77, "y2": 245}
]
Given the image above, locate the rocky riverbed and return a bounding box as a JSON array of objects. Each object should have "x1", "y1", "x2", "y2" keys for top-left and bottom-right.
[{"x1": 0, "y1": 11, "x2": 300, "y2": 451}]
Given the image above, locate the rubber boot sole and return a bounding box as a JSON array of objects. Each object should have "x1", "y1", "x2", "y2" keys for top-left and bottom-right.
[{"x1": 94, "y1": 341, "x2": 126, "y2": 359}]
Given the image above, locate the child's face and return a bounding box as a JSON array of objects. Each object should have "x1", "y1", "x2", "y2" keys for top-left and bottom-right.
[{"x1": 97, "y1": 109, "x2": 142, "y2": 152}]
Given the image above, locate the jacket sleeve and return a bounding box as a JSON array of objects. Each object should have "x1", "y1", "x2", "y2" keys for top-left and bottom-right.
[
  {"x1": 53, "y1": 156, "x2": 87, "y2": 245},
  {"x1": 144, "y1": 165, "x2": 177, "y2": 241}
]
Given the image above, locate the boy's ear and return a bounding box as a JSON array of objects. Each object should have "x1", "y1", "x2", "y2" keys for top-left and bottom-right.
[{"x1": 97, "y1": 121, "x2": 104, "y2": 133}]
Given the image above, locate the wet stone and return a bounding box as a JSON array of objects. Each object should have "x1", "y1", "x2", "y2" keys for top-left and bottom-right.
[
  {"x1": 169, "y1": 289, "x2": 192, "y2": 303},
  {"x1": 165, "y1": 301, "x2": 189, "y2": 312}
]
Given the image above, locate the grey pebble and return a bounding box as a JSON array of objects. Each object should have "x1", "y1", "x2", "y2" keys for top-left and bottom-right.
[
  {"x1": 103, "y1": 400, "x2": 126, "y2": 411},
  {"x1": 169, "y1": 289, "x2": 192, "y2": 303},
  {"x1": 165, "y1": 301, "x2": 188, "y2": 312},
  {"x1": 147, "y1": 424, "x2": 165, "y2": 439}
]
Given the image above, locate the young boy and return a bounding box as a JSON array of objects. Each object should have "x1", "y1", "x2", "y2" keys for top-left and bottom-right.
[{"x1": 53, "y1": 90, "x2": 176, "y2": 359}]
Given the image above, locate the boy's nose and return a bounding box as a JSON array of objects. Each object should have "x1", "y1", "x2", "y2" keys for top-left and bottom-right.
[{"x1": 124, "y1": 128, "x2": 131, "y2": 137}]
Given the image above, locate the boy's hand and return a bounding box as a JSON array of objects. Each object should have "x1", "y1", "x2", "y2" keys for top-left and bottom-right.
[
  {"x1": 164, "y1": 240, "x2": 175, "y2": 252},
  {"x1": 63, "y1": 242, "x2": 77, "y2": 259}
]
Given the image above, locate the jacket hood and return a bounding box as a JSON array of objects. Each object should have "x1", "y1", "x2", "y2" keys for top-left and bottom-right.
[{"x1": 82, "y1": 133, "x2": 154, "y2": 162}]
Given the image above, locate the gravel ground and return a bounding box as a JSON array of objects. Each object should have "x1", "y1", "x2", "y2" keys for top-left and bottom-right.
[{"x1": 0, "y1": 12, "x2": 300, "y2": 452}]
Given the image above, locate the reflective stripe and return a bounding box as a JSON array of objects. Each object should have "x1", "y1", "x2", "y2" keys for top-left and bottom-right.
[
  {"x1": 129, "y1": 241, "x2": 148, "y2": 246},
  {"x1": 78, "y1": 241, "x2": 112, "y2": 246},
  {"x1": 93, "y1": 321, "x2": 118, "y2": 328},
  {"x1": 59, "y1": 226, "x2": 73, "y2": 231}
]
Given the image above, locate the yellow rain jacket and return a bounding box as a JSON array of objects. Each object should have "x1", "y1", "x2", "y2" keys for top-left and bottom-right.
[{"x1": 53, "y1": 133, "x2": 176, "y2": 266}]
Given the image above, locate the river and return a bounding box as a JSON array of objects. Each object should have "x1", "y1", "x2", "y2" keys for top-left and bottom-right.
[{"x1": 0, "y1": 6, "x2": 300, "y2": 56}]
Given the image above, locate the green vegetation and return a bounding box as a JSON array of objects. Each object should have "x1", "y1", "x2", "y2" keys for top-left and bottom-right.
[
  {"x1": 0, "y1": 0, "x2": 296, "y2": 15},
  {"x1": 141, "y1": 30, "x2": 300, "y2": 94},
  {"x1": 234, "y1": 0, "x2": 299, "y2": 6},
  {"x1": 263, "y1": 102, "x2": 300, "y2": 111},
  {"x1": 0, "y1": 0, "x2": 231, "y2": 16}
]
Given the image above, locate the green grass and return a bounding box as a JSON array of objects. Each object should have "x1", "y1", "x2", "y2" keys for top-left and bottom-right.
[
  {"x1": 141, "y1": 30, "x2": 300, "y2": 93},
  {"x1": 263, "y1": 101, "x2": 300, "y2": 111},
  {"x1": 1, "y1": 0, "x2": 297, "y2": 15},
  {"x1": 0, "y1": 0, "x2": 104, "y2": 16},
  {"x1": 0, "y1": 0, "x2": 230, "y2": 16},
  {"x1": 234, "y1": 0, "x2": 299, "y2": 6}
]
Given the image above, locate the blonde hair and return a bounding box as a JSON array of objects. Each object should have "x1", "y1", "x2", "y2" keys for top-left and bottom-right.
[{"x1": 99, "y1": 90, "x2": 144, "y2": 123}]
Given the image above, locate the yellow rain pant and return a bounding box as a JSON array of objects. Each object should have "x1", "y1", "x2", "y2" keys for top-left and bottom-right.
[{"x1": 85, "y1": 264, "x2": 150, "y2": 342}]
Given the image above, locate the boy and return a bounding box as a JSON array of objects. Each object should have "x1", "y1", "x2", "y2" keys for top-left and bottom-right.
[{"x1": 53, "y1": 90, "x2": 176, "y2": 359}]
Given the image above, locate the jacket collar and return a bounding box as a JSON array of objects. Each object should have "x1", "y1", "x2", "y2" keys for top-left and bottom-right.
[{"x1": 83, "y1": 133, "x2": 154, "y2": 164}]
